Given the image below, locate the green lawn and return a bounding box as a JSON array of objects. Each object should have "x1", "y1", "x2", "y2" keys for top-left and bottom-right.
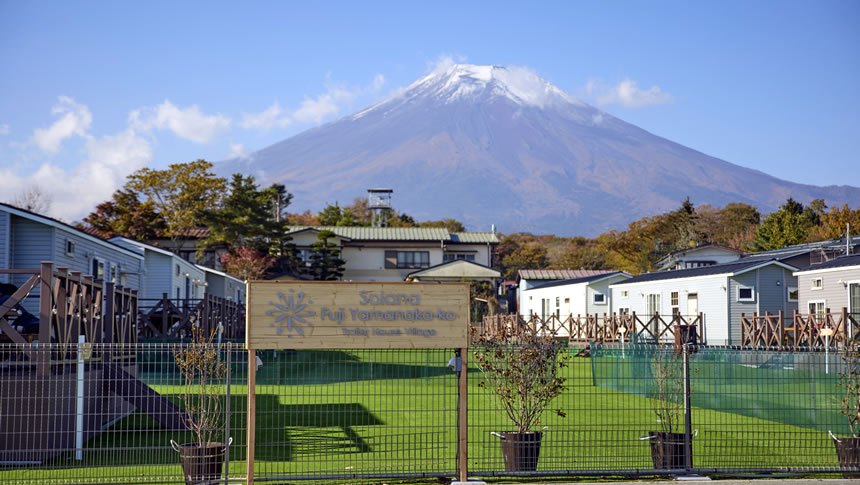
[{"x1": 0, "y1": 348, "x2": 847, "y2": 484}]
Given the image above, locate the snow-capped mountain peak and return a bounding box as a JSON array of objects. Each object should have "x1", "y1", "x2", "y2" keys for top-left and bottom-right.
[
  {"x1": 352, "y1": 63, "x2": 581, "y2": 120},
  {"x1": 409, "y1": 63, "x2": 580, "y2": 108}
]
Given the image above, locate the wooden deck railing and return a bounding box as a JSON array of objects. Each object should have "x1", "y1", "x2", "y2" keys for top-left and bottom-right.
[
  {"x1": 480, "y1": 312, "x2": 704, "y2": 345},
  {"x1": 137, "y1": 293, "x2": 244, "y2": 340},
  {"x1": 741, "y1": 308, "x2": 859, "y2": 350}
]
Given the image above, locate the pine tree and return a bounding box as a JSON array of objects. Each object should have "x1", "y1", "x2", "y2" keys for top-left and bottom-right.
[{"x1": 307, "y1": 230, "x2": 345, "y2": 280}]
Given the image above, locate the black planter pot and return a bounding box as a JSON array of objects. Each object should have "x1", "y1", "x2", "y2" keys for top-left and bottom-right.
[
  {"x1": 499, "y1": 431, "x2": 542, "y2": 472},
  {"x1": 172, "y1": 441, "x2": 228, "y2": 485},
  {"x1": 833, "y1": 436, "x2": 860, "y2": 478},
  {"x1": 648, "y1": 431, "x2": 686, "y2": 470}
]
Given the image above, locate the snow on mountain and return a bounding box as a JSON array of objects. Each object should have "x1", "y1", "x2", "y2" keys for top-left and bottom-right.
[{"x1": 219, "y1": 64, "x2": 860, "y2": 236}]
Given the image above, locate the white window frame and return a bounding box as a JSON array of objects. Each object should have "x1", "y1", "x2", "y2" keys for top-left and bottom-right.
[
  {"x1": 737, "y1": 285, "x2": 755, "y2": 302},
  {"x1": 65, "y1": 239, "x2": 76, "y2": 257},
  {"x1": 787, "y1": 286, "x2": 798, "y2": 302},
  {"x1": 808, "y1": 299, "x2": 826, "y2": 321},
  {"x1": 811, "y1": 277, "x2": 823, "y2": 290},
  {"x1": 621, "y1": 290, "x2": 628, "y2": 298},
  {"x1": 593, "y1": 292, "x2": 607, "y2": 305}
]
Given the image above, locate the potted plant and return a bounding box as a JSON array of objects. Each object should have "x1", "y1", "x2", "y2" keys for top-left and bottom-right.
[
  {"x1": 646, "y1": 342, "x2": 686, "y2": 470},
  {"x1": 833, "y1": 341, "x2": 860, "y2": 476},
  {"x1": 472, "y1": 322, "x2": 568, "y2": 472},
  {"x1": 171, "y1": 326, "x2": 230, "y2": 485}
]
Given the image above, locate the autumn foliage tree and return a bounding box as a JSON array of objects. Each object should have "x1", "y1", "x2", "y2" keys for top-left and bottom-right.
[
  {"x1": 82, "y1": 189, "x2": 167, "y2": 240},
  {"x1": 220, "y1": 247, "x2": 275, "y2": 281}
]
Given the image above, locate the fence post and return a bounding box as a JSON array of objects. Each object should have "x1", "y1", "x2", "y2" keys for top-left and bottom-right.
[
  {"x1": 224, "y1": 341, "x2": 231, "y2": 485},
  {"x1": 104, "y1": 281, "x2": 115, "y2": 362},
  {"x1": 38, "y1": 261, "x2": 53, "y2": 377},
  {"x1": 682, "y1": 342, "x2": 693, "y2": 472},
  {"x1": 246, "y1": 348, "x2": 256, "y2": 485},
  {"x1": 457, "y1": 346, "x2": 468, "y2": 482},
  {"x1": 161, "y1": 293, "x2": 169, "y2": 336}
]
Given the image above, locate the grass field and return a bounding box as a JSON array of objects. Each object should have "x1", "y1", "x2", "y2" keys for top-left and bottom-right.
[{"x1": 0, "y1": 347, "x2": 847, "y2": 484}]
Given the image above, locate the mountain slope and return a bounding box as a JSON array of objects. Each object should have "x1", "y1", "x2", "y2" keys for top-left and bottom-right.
[{"x1": 220, "y1": 64, "x2": 860, "y2": 236}]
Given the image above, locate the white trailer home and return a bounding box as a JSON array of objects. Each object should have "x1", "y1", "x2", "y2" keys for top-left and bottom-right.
[
  {"x1": 610, "y1": 259, "x2": 799, "y2": 345},
  {"x1": 520, "y1": 271, "x2": 631, "y2": 321},
  {"x1": 794, "y1": 253, "x2": 860, "y2": 321}
]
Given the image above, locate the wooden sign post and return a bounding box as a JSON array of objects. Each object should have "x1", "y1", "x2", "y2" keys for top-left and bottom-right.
[{"x1": 244, "y1": 281, "x2": 470, "y2": 484}]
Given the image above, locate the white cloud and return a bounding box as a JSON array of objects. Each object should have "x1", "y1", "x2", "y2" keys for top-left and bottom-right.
[
  {"x1": 240, "y1": 101, "x2": 291, "y2": 133},
  {"x1": 130, "y1": 100, "x2": 230, "y2": 143},
  {"x1": 292, "y1": 73, "x2": 387, "y2": 125},
  {"x1": 31, "y1": 96, "x2": 92, "y2": 152},
  {"x1": 586, "y1": 78, "x2": 673, "y2": 108},
  {"x1": 0, "y1": 124, "x2": 9, "y2": 135},
  {"x1": 2, "y1": 128, "x2": 152, "y2": 221},
  {"x1": 426, "y1": 54, "x2": 468, "y2": 74},
  {"x1": 227, "y1": 142, "x2": 249, "y2": 160}
]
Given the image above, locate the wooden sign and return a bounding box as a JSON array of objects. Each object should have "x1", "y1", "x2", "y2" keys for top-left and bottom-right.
[{"x1": 246, "y1": 281, "x2": 470, "y2": 349}]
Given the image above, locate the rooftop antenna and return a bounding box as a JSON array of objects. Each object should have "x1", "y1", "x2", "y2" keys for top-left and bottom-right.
[
  {"x1": 368, "y1": 188, "x2": 393, "y2": 227},
  {"x1": 848, "y1": 223, "x2": 851, "y2": 255}
]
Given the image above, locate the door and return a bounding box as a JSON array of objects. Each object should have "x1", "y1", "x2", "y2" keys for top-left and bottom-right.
[
  {"x1": 687, "y1": 293, "x2": 699, "y2": 319},
  {"x1": 850, "y1": 283, "x2": 860, "y2": 333}
]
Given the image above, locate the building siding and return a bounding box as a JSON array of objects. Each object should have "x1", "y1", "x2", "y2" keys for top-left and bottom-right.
[
  {"x1": 797, "y1": 266, "x2": 860, "y2": 315},
  {"x1": 757, "y1": 264, "x2": 794, "y2": 316},
  {"x1": 0, "y1": 211, "x2": 9, "y2": 283},
  {"x1": 52, "y1": 228, "x2": 142, "y2": 292},
  {"x1": 728, "y1": 272, "x2": 757, "y2": 346}
]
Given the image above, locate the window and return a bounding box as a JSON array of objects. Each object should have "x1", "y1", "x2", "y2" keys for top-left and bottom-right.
[
  {"x1": 787, "y1": 286, "x2": 798, "y2": 302},
  {"x1": 811, "y1": 278, "x2": 823, "y2": 290},
  {"x1": 555, "y1": 297, "x2": 560, "y2": 308},
  {"x1": 737, "y1": 285, "x2": 755, "y2": 302},
  {"x1": 120, "y1": 273, "x2": 128, "y2": 287},
  {"x1": 443, "y1": 253, "x2": 476, "y2": 262},
  {"x1": 671, "y1": 291, "x2": 679, "y2": 314},
  {"x1": 541, "y1": 298, "x2": 550, "y2": 320},
  {"x1": 175, "y1": 264, "x2": 181, "y2": 276},
  {"x1": 65, "y1": 240, "x2": 75, "y2": 257},
  {"x1": 92, "y1": 258, "x2": 105, "y2": 280},
  {"x1": 808, "y1": 300, "x2": 825, "y2": 321},
  {"x1": 618, "y1": 307, "x2": 629, "y2": 315},
  {"x1": 296, "y1": 249, "x2": 313, "y2": 265},
  {"x1": 395, "y1": 251, "x2": 430, "y2": 269},
  {"x1": 110, "y1": 264, "x2": 117, "y2": 283},
  {"x1": 593, "y1": 292, "x2": 606, "y2": 304},
  {"x1": 621, "y1": 290, "x2": 628, "y2": 298}
]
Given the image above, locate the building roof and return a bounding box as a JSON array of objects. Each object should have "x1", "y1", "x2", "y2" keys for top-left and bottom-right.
[
  {"x1": 793, "y1": 253, "x2": 860, "y2": 273},
  {"x1": 285, "y1": 226, "x2": 498, "y2": 243},
  {"x1": 195, "y1": 264, "x2": 246, "y2": 285},
  {"x1": 406, "y1": 259, "x2": 501, "y2": 280},
  {"x1": 656, "y1": 243, "x2": 745, "y2": 266},
  {"x1": 517, "y1": 269, "x2": 614, "y2": 281},
  {"x1": 0, "y1": 202, "x2": 143, "y2": 260},
  {"x1": 527, "y1": 271, "x2": 631, "y2": 290},
  {"x1": 612, "y1": 258, "x2": 798, "y2": 285}
]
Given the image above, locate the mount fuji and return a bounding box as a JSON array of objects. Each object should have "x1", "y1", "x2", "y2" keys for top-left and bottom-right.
[{"x1": 219, "y1": 64, "x2": 860, "y2": 236}]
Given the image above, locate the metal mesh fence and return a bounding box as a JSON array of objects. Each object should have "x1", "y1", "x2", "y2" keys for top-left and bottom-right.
[
  {"x1": 0, "y1": 343, "x2": 247, "y2": 485},
  {"x1": 1, "y1": 341, "x2": 857, "y2": 483},
  {"x1": 251, "y1": 348, "x2": 459, "y2": 481}
]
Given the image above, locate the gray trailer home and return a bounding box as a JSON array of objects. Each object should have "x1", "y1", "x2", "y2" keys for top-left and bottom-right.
[
  {"x1": 0, "y1": 203, "x2": 143, "y2": 313},
  {"x1": 794, "y1": 253, "x2": 860, "y2": 321},
  {"x1": 610, "y1": 259, "x2": 798, "y2": 345},
  {"x1": 197, "y1": 264, "x2": 246, "y2": 303},
  {"x1": 109, "y1": 237, "x2": 207, "y2": 302}
]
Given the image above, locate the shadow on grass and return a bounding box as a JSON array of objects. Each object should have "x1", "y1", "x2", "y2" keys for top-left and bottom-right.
[{"x1": 40, "y1": 396, "x2": 383, "y2": 468}]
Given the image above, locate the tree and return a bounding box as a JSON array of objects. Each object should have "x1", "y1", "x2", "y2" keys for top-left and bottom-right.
[
  {"x1": 807, "y1": 204, "x2": 860, "y2": 241},
  {"x1": 419, "y1": 218, "x2": 466, "y2": 232},
  {"x1": 82, "y1": 189, "x2": 167, "y2": 240},
  {"x1": 11, "y1": 186, "x2": 52, "y2": 216},
  {"x1": 288, "y1": 210, "x2": 321, "y2": 226},
  {"x1": 500, "y1": 245, "x2": 549, "y2": 281},
  {"x1": 124, "y1": 160, "x2": 226, "y2": 246},
  {"x1": 307, "y1": 230, "x2": 345, "y2": 280},
  {"x1": 220, "y1": 247, "x2": 275, "y2": 281},
  {"x1": 201, "y1": 174, "x2": 289, "y2": 253},
  {"x1": 753, "y1": 198, "x2": 814, "y2": 250}
]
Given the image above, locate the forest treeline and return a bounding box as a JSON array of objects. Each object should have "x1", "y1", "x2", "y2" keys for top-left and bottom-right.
[{"x1": 495, "y1": 197, "x2": 860, "y2": 279}]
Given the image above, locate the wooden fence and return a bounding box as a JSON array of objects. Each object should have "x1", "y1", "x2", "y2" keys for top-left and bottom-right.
[
  {"x1": 481, "y1": 312, "x2": 704, "y2": 345},
  {"x1": 741, "y1": 308, "x2": 859, "y2": 350},
  {"x1": 0, "y1": 261, "x2": 139, "y2": 372},
  {"x1": 137, "y1": 293, "x2": 244, "y2": 340}
]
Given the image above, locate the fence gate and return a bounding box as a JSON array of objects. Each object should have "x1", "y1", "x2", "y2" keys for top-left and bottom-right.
[{"x1": 244, "y1": 281, "x2": 470, "y2": 484}]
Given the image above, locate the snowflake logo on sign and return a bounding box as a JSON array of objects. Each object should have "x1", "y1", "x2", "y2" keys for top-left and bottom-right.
[{"x1": 266, "y1": 289, "x2": 315, "y2": 337}]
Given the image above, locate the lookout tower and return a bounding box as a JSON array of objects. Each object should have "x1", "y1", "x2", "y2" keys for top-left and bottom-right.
[{"x1": 368, "y1": 188, "x2": 393, "y2": 227}]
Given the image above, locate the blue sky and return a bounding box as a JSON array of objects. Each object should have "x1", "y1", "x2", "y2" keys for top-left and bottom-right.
[{"x1": 1, "y1": 0, "x2": 858, "y2": 221}]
